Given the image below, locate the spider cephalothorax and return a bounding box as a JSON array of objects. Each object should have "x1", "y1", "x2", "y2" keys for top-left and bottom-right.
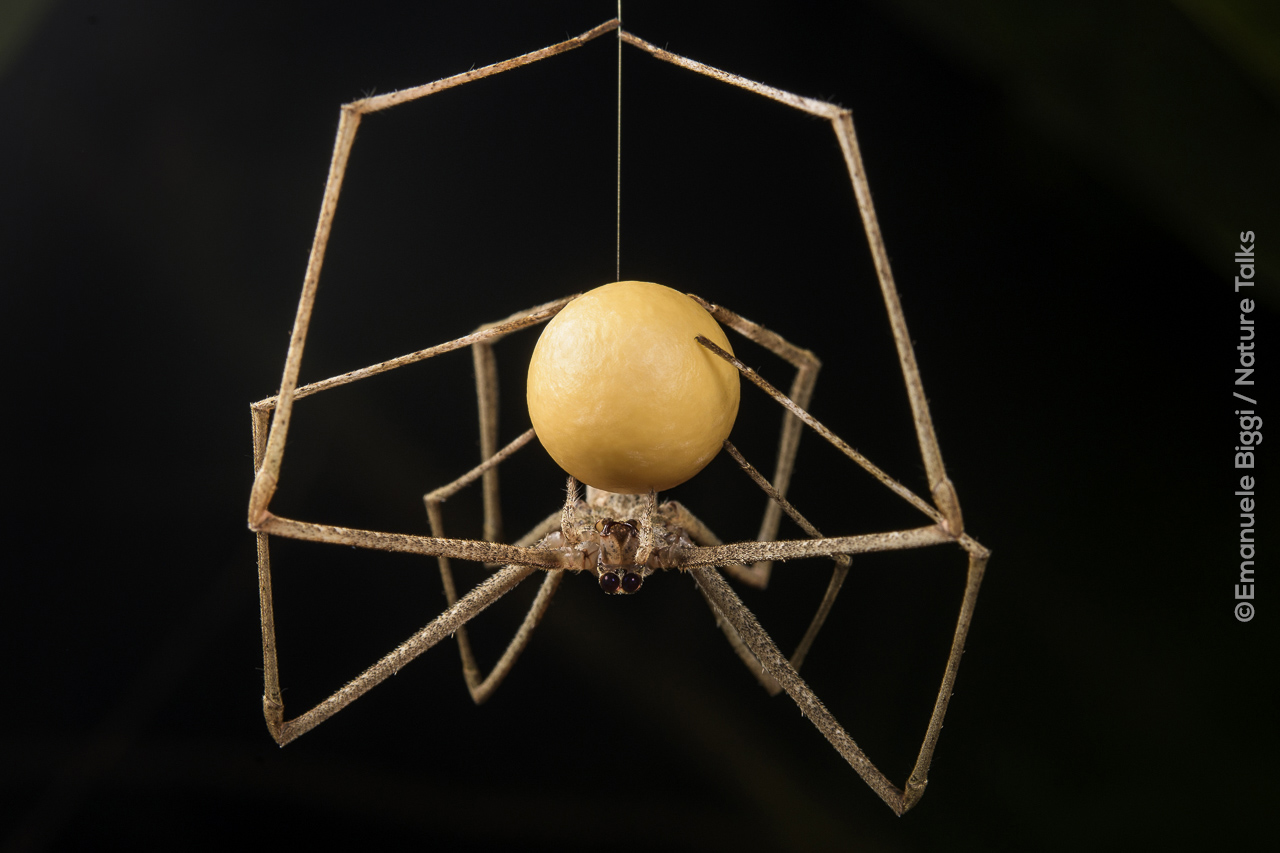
[
  {"x1": 535, "y1": 487, "x2": 699, "y2": 594},
  {"x1": 591, "y1": 517, "x2": 647, "y2": 594}
]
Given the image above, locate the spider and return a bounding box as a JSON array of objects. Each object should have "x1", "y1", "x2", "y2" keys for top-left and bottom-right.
[{"x1": 248, "y1": 17, "x2": 988, "y2": 816}]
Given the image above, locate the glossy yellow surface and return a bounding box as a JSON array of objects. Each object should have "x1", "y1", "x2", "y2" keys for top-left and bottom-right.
[{"x1": 527, "y1": 281, "x2": 740, "y2": 494}]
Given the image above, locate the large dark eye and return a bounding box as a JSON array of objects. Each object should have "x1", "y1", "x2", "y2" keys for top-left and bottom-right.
[
  {"x1": 621, "y1": 572, "x2": 643, "y2": 593},
  {"x1": 599, "y1": 571, "x2": 620, "y2": 594}
]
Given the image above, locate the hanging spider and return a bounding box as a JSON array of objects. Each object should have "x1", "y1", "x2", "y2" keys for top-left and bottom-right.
[{"x1": 249, "y1": 17, "x2": 988, "y2": 816}]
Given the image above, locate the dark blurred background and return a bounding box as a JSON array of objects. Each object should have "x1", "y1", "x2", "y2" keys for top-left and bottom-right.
[{"x1": 3, "y1": 1, "x2": 1275, "y2": 850}]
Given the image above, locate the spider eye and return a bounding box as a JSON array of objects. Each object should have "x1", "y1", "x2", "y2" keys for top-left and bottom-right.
[
  {"x1": 621, "y1": 572, "x2": 643, "y2": 594},
  {"x1": 599, "y1": 571, "x2": 621, "y2": 594}
]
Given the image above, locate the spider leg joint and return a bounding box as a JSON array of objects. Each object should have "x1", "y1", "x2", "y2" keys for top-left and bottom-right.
[
  {"x1": 932, "y1": 477, "x2": 964, "y2": 537},
  {"x1": 902, "y1": 774, "x2": 928, "y2": 813},
  {"x1": 248, "y1": 471, "x2": 278, "y2": 529}
]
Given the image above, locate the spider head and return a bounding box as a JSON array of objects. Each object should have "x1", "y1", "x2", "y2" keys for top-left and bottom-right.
[
  {"x1": 594, "y1": 517, "x2": 646, "y2": 594},
  {"x1": 598, "y1": 568, "x2": 644, "y2": 595}
]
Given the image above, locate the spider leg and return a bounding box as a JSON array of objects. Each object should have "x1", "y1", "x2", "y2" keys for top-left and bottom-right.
[
  {"x1": 418, "y1": 299, "x2": 620, "y2": 704},
  {"x1": 249, "y1": 13, "x2": 621, "y2": 527},
  {"x1": 254, "y1": 512, "x2": 571, "y2": 738},
  {"x1": 560, "y1": 476, "x2": 583, "y2": 544},
  {"x1": 474, "y1": 339, "x2": 502, "y2": 543},
  {"x1": 455, "y1": 565, "x2": 562, "y2": 705},
  {"x1": 829, "y1": 112, "x2": 964, "y2": 535},
  {"x1": 467, "y1": 300, "x2": 571, "y2": 544},
  {"x1": 261, "y1": 556, "x2": 539, "y2": 747},
  {"x1": 674, "y1": 503, "x2": 953, "y2": 702},
  {"x1": 721, "y1": 440, "x2": 850, "y2": 685},
  {"x1": 664, "y1": 435, "x2": 851, "y2": 696},
  {"x1": 691, "y1": 566, "x2": 908, "y2": 814},
  {"x1": 251, "y1": 294, "x2": 580, "y2": 735},
  {"x1": 904, "y1": 538, "x2": 988, "y2": 810},
  {"x1": 661, "y1": 501, "x2": 780, "y2": 695},
  {"x1": 424, "y1": 429, "x2": 565, "y2": 704},
  {"x1": 634, "y1": 489, "x2": 657, "y2": 564},
  {"x1": 693, "y1": 332, "x2": 992, "y2": 779},
  {"x1": 696, "y1": 335, "x2": 943, "y2": 525},
  {"x1": 620, "y1": 38, "x2": 987, "y2": 812},
  {"x1": 680, "y1": 517, "x2": 987, "y2": 812},
  {"x1": 686, "y1": 521, "x2": 985, "y2": 812},
  {"x1": 688, "y1": 295, "x2": 821, "y2": 589}
]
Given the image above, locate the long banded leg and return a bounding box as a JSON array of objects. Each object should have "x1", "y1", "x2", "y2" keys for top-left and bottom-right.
[
  {"x1": 688, "y1": 295, "x2": 821, "y2": 590},
  {"x1": 424, "y1": 429, "x2": 565, "y2": 703}
]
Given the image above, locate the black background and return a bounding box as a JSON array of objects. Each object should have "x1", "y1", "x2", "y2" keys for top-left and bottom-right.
[{"x1": 3, "y1": 1, "x2": 1276, "y2": 850}]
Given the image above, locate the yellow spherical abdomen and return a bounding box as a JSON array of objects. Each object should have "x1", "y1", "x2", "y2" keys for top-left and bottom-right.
[{"x1": 527, "y1": 281, "x2": 740, "y2": 494}]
